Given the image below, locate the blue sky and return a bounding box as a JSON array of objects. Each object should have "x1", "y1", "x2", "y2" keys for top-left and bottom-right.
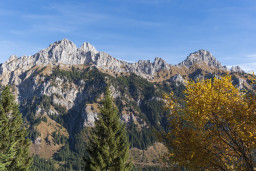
[{"x1": 0, "y1": 0, "x2": 256, "y2": 72}]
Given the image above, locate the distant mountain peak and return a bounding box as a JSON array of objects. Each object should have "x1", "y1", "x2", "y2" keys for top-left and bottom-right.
[
  {"x1": 153, "y1": 57, "x2": 170, "y2": 70},
  {"x1": 153, "y1": 57, "x2": 165, "y2": 63},
  {"x1": 50, "y1": 39, "x2": 98, "y2": 53},
  {"x1": 178, "y1": 49, "x2": 225, "y2": 69},
  {"x1": 51, "y1": 38, "x2": 76, "y2": 48},
  {"x1": 57, "y1": 38, "x2": 72, "y2": 44},
  {"x1": 80, "y1": 42, "x2": 98, "y2": 54},
  {"x1": 230, "y1": 66, "x2": 244, "y2": 73}
]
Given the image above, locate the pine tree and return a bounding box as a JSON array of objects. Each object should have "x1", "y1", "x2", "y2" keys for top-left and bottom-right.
[
  {"x1": 85, "y1": 87, "x2": 132, "y2": 171},
  {"x1": 0, "y1": 118, "x2": 17, "y2": 170},
  {"x1": 0, "y1": 86, "x2": 32, "y2": 170}
]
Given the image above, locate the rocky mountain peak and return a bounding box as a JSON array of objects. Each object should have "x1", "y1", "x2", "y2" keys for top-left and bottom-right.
[
  {"x1": 178, "y1": 49, "x2": 224, "y2": 69},
  {"x1": 55, "y1": 38, "x2": 74, "y2": 46},
  {"x1": 80, "y1": 42, "x2": 98, "y2": 54},
  {"x1": 153, "y1": 57, "x2": 165, "y2": 64},
  {"x1": 230, "y1": 66, "x2": 244, "y2": 73},
  {"x1": 153, "y1": 57, "x2": 170, "y2": 70},
  {"x1": 32, "y1": 39, "x2": 79, "y2": 65},
  {"x1": 7, "y1": 55, "x2": 18, "y2": 63},
  {"x1": 45, "y1": 38, "x2": 78, "y2": 55},
  {"x1": 46, "y1": 39, "x2": 77, "y2": 53}
]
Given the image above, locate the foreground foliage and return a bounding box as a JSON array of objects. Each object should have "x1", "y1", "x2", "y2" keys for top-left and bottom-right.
[
  {"x1": 84, "y1": 87, "x2": 132, "y2": 171},
  {"x1": 0, "y1": 86, "x2": 32, "y2": 170},
  {"x1": 162, "y1": 76, "x2": 256, "y2": 170}
]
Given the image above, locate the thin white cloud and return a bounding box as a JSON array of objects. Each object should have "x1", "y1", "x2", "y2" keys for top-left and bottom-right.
[
  {"x1": 9, "y1": 2, "x2": 164, "y2": 37},
  {"x1": 32, "y1": 24, "x2": 71, "y2": 33},
  {"x1": 237, "y1": 63, "x2": 256, "y2": 73},
  {"x1": 226, "y1": 64, "x2": 256, "y2": 73},
  {"x1": 245, "y1": 54, "x2": 256, "y2": 59},
  {"x1": 115, "y1": 58, "x2": 135, "y2": 63},
  {"x1": 45, "y1": 3, "x2": 164, "y2": 28},
  {"x1": 226, "y1": 65, "x2": 232, "y2": 70},
  {"x1": 10, "y1": 24, "x2": 71, "y2": 35}
]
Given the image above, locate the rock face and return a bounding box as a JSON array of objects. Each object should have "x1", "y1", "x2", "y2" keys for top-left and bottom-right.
[
  {"x1": 231, "y1": 66, "x2": 244, "y2": 73},
  {"x1": 237, "y1": 78, "x2": 245, "y2": 89},
  {"x1": 171, "y1": 74, "x2": 186, "y2": 85},
  {"x1": 178, "y1": 50, "x2": 227, "y2": 70},
  {"x1": 82, "y1": 104, "x2": 98, "y2": 127}
]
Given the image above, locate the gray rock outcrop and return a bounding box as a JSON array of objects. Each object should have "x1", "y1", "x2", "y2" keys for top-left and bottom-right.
[
  {"x1": 178, "y1": 50, "x2": 227, "y2": 70},
  {"x1": 82, "y1": 105, "x2": 98, "y2": 127},
  {"x1": 171, "y1": 74, "x2": 186, "y2": 85},
  {"x1": 230, "y1": 66, "x2": 244, "y2": 73}
]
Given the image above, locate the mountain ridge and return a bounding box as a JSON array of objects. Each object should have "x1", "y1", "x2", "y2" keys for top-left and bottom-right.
[{"x1": 0, "y1": 39, "x2": 243, "y2": 80}]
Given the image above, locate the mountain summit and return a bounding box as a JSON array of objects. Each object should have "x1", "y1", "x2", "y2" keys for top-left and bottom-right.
[{"x1": 178, "y1": 50, "x2": 227, "y2": 70}]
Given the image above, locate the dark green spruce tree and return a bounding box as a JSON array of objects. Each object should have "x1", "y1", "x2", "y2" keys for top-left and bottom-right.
[
  {"x1": 0, "y1": 114, "x2": 16, "y2": 170},
  {"x1": 85, "y1": 87, "x2": 132, "y2": 171},
  {"x1": 0, "y1": 86, "x2": 32, "y2": 170}
]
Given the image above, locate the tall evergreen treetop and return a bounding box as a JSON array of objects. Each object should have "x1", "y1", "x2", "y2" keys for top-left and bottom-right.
[
  {"x1": 0, "y1": 86, "x2": 32, "y2": 170},
  {"x1": 85, "y1": 87, "x2": 132, "y2": 171}
]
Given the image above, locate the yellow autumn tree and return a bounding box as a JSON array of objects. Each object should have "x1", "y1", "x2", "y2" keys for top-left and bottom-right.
[{"x1": 162, "y1": 75, "x2": 256, "y2": 170}]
